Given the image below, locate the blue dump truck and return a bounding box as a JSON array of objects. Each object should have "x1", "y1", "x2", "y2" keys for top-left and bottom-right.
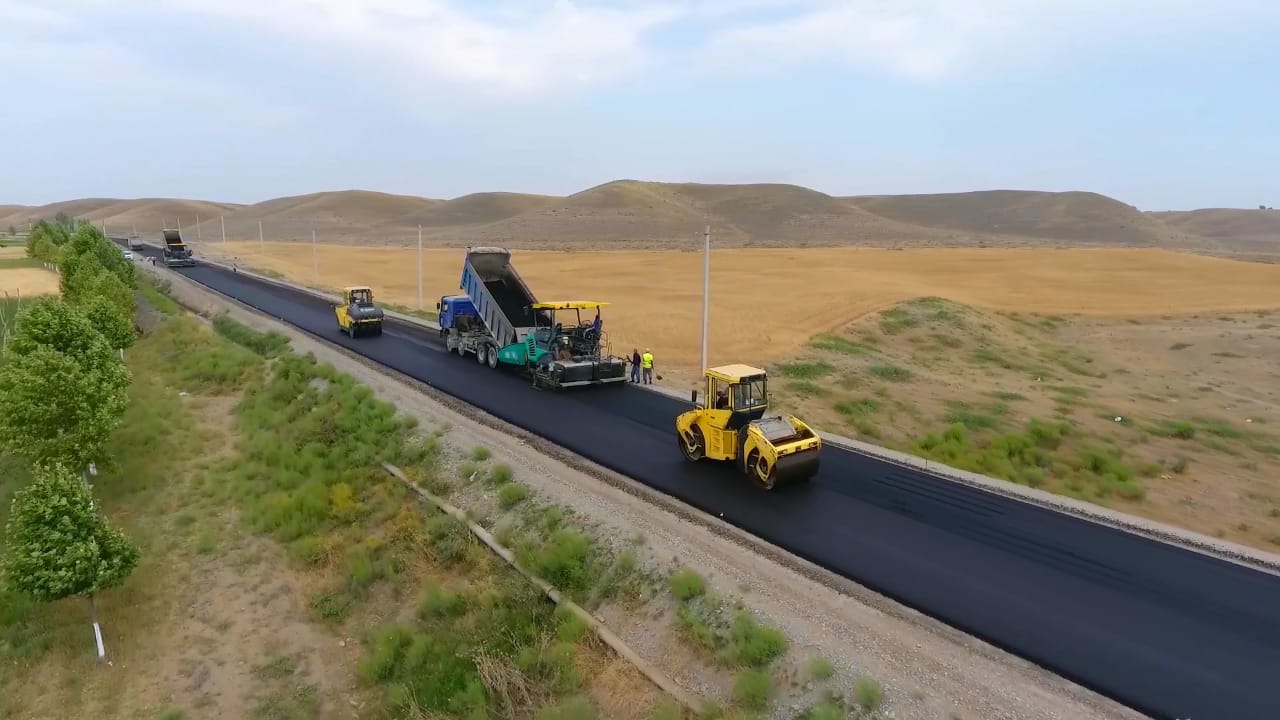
[
  {"x1": 437, "y1": 247, "x2": 628, "y2": 389},
  {"x1": 161, "y1": 228, "x2": 195, "y2": 268}
]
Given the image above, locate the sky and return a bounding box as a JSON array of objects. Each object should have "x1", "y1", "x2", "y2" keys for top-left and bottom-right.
[{"x1": 1, "y1": 0, "x2": 1277, "y2": 210}]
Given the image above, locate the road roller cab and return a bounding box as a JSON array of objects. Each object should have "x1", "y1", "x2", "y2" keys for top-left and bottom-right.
[{"x1": 675, "y1": 364, "x2": 822, "y2": 489}]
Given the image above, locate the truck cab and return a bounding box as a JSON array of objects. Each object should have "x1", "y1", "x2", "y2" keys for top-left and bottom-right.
[
  {"x1": 437, "y1": 295, "x2": 488, "y2": 357},
  {"x1": 437, "y1": 295, "x2": 479, "y2": 331}
]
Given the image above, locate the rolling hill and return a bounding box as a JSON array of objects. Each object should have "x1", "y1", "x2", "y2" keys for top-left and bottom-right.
[
  {"x1": 393, "y1": 191, "x2": 556, "y2": 228},
  {"x1": 4, "y1": 182, "x2": 1272, "y2": 256},
  {"x1": 845, "y1": 190, "x2": 1195, "y2": 247}
]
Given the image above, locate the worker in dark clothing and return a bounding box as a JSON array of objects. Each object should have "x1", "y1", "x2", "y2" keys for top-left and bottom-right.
[{"x1": 630, "y1": 348, "x2": 641, "y2": 383}]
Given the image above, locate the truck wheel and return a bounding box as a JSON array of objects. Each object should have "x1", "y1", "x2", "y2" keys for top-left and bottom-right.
[
  {"x1": 476, "y1": 345, "x2": 488, "y2": 365},
  {"x1": 487, "y1": 347, "x2": 499, "y2": 369},
  {"x1": 445, "y1": 333, "x2": 457, "y2": 353}
]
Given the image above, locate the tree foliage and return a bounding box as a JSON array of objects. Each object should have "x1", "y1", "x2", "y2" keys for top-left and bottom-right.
[
  {"x1": 81, "y1": 294, "x2": 136, "y2": 350},
  {"x1": 2, "y1": 463, "x2": 139, "y2": 602},
  {"x1": 24, "y1": 219, "x2": 72, "y2": 264},
  {"x1": 0, "y1": 298, "x2": 130, "y2": 467}
]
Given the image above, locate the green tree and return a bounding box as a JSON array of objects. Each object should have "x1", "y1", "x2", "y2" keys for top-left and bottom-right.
[
  {"x1": 80, "y1": 295, "x2": 136, "y2": 350},
  {"x1": 64, "y1": 224, "x2": 134, "y2": 289},
  {"x1": 0, "y1": 346, "x2": 130, "y2": 468},
  {"x1": 0, "y1": 298, "x2": 130, "y2": 467},
  {"x1": 2, "y1": 463, "x2": 139, "y2": 602},
  {"x1": 5, "y1": 297, "x2": 122, "y2": 373}
]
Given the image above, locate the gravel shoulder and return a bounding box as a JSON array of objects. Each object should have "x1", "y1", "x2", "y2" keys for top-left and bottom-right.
[{"x1": 149, "y1": 264, "x2": 1150, "y2": 720}]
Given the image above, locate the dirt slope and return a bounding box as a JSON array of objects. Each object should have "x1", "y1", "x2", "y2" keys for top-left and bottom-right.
[
  {"x1": 447, "y1": 180, "x2": 969, "y2": 248},
  {"x1": 1151, "y1": 209, "x2": 1280, "y2": 262},
  {"x1": 1154, "y1": 209, "x2": 1280, "y2": 243},
  {"x1": 233, "y1": 190, "x2": 441, "y2": 224},
  {"x1": 393, "y1": 191, "x2": 556, "y2": 228},
  {"x1": 847, "y1": 190, "x2": 1193, "y2": 247},
  {"x1": 81, "y1": 198, "x2": 243, "y2": 233},
  {"x1": 0, "y1": 198, "x2": 123, "y2": 226}
]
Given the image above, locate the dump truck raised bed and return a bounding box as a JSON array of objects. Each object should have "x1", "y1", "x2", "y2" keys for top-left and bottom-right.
[
  {"x1": 444, "y1": 247, "x2": 627, "y2": 388},
  {"x1": 161, "y1": 229, "x2": 195, "y2": 267}
]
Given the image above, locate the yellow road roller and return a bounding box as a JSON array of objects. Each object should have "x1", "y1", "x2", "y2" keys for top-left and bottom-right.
[
  {"x1": 334, "y1": 285, "x2": 384, "y2": 338},
  {"x1": 675, "y1": 364, "x2": 822, "y2": 489}
]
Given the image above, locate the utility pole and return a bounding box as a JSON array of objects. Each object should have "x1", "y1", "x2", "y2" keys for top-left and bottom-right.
[
  {"x1": 258, "y1": 220, "x2": 264, "y2": 257},
  {"x1": 312, "y1": 229, "x2": 318, "y2": 283},
  {"x1": 220, "y1": 215, "x2": 226, "y2": 244},
  {"x1": 417, "y1": 225, "x2": 423, "y2": 310},
  {"x1": 701, "y1": 225, "x2": 710, "y2": 371},
  {"x1": 196, "y1": 215, "x2": 202, "y2": 241},
  {"x1": 177, "y1": 217, "x2": 183, "y2": 235}
]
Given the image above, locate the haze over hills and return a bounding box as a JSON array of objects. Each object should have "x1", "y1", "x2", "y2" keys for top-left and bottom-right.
[
  {"x1": 1152, "y1": 209, "x2": 1280, "y2": 255},
  {"x1": 2, "y1": 181, "x2": 1275, "y2": 259}
]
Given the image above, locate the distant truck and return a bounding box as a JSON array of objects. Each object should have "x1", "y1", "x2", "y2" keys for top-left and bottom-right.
[
  {"x1": 127, "y1": 235, "x2": 143, "y2": 250},
  {"x1": 438, "y1": 247, "x2": 627, "y2": 389},
  {"x1": 161, "y1": 229, "x2": 195, "y2": 268}
]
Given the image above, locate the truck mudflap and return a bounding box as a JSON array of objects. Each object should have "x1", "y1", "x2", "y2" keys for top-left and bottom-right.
[{"x1": 771, "y1": 447, "x2": 821, "y2": 486}]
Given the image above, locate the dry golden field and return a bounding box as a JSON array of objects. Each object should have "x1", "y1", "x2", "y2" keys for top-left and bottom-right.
[
  {"x1": 0, "y1": 267, "x2": 59, "y2": 297},
  {"x1": 205, "y1": 241, "x2": 1280, "y2": 369}
]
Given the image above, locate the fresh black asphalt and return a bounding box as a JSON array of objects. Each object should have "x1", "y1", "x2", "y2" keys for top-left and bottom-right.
[{"x1": 141, "y1": 250, "x2": 1280, "y2": 720}]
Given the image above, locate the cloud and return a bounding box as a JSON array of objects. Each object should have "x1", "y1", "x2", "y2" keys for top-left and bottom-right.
[
  {"x1": 699, "y1": 0, "x2": 1280, "y2": 81},
  {"x1": 4, "y1": 0, "x2": 1276, "y2": 109},
  {"x1": 155, "y1": 0, "x2": 687, "y2": 97}
]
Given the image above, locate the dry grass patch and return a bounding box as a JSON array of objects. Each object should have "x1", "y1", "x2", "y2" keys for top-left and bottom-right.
[
  {"x1": 0, "y1": 267, "x2": 59, "y2": 297},
  {"x1": 770, "y1": 298, "x2": 1280, "y2": 550}
]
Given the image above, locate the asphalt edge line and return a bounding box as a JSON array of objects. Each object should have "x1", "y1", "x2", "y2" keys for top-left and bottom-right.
[
  {"x1": 141, "y1": 257, "x2": 1134, "y2": 715},
  {"x1": 148, "y1": 244, "x2": 1280, "y2": 575},
  {"x1": 379, "y1": 462, "x2": 702, "y2": 713}
]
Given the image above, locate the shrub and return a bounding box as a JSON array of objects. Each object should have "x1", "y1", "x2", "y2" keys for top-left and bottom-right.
[
  {"x1": 806, "y1": 656, "x2": 834, "y2": 681},
  {"x1": 732, "y1": 669, "x2": 773, "y2": 711},
  {"x1": 527, "y1": 530, "x2": 594, "y2": 594},
  {"x1": 211, "y1": 314, "x2": 289, "y2": 358},
  {"x1": 418, "y1": 582, "x2": 468, "y2": 618},
  {"x1": 471, "y1": 446, "x2": 491, "y2": 461},
  {"x1": 869, "y1": 364, "x2": 912, "y2": 381},
  {"x1": 555, "y1": 605, "x2": 590, "y2": 643},
  {"x1": 777, "y1": 361, "x2": 833, "y2": 380},
  {"x1": 487, "y1": 463, "x2": 513, "y2": 485},
  {"x1": 852, "y1": 677, "x2": 884, "y2": 711},
  {"x1": 834, "y1": 398, "x2": 880, "y2": 420},
  {"x1": 878, "y1": 308, "x2": 918, "y2": 334},
  {"x1": 810, "y1": 335, "x2": 870, "y2": 355},
  {"x1": 669, "y1": 568, "x2": 708, "y2": 601},
  {"x1": 497, "y1": 482, "x2": 529, "y2": 510},
  {"x1": 729, "y1": 612, "x2": 787, "y2": 668}
]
